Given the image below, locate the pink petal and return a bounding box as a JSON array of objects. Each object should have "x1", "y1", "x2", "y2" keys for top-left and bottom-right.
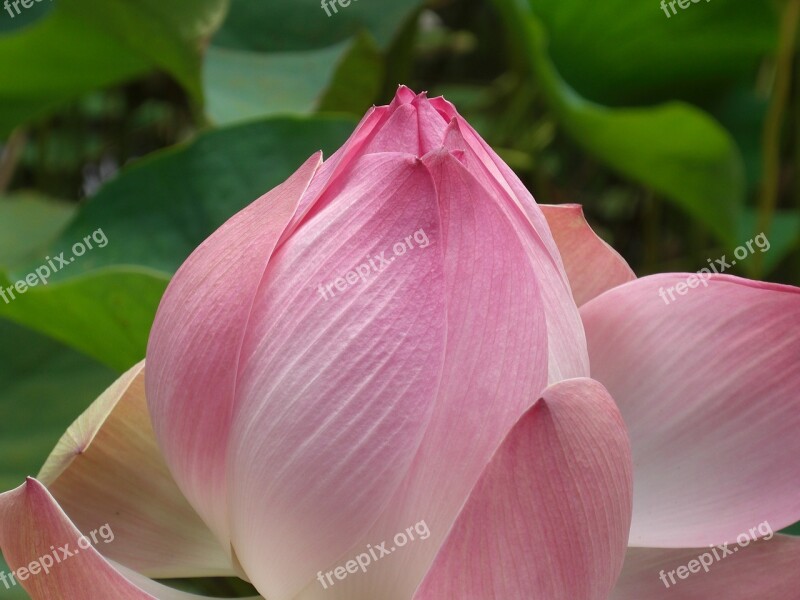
[
  {"x1": 38, "y1": 362, "x2": 232, "y2": 579},
  {"x1": 611, "y1": 534, "x2": 800, "y2": 599},
  {"x1": 581, "y1": 274, "x2": 800, "y2": 547},
  {"x1": 226, "y1": 151, "x2": 448, "y2": 599},
  {"x1": 540, "y1": 204, "x2": 636, "y2": 306},
  {"x1": 414, "y1": 378, "x2": 633, "y2": 600},
  {"x1": 292, "y1": 150, "x2": 551, "y2": 600},
  {"x1": 439, "y1": 112, "x2": 589, "y2": 382},
  {"x1": 287, "y1": 85, "x2": 442, "y2": 234},
  {"x1": 360, "y1": 103, "x2": 421, "y2": 154},
  {"x1": 146, "y1": 152, "x2": 323, "y2": 551},
  {"x1": 0, "y1": 479, "x2": 252, "y2": 600}
]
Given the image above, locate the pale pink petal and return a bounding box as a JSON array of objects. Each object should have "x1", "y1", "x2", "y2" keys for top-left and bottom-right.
[
  {"x1": 581, "y1": 274, "x2": 800, "y2": 547},
  {"x1": 0, "y1": 479, "x2": 252, "y2": 600},
  {"x1": 360, "y1": 104, "x2": 420, "y2": 154},
  {"x1": 294, "y1": 150, "x2": 551, "y2": 600},
  {"x1": 414, "y1": 378, "x2": 633, "y2": 600},
  {"x1": 413, "y1": 93, "x2": 449, "y2": 155},
  {"x1": 439, "y1": 114, "x2": 589, "y2": 382},
  {"x1": 286, "y1": 85, "x2": 427, "y2": 234},
  {"x1": 540, "y1": 204, "x2": 636, "y2": 305},
  {"x1": 226, "y1": 152, "x2": 448, "y2": 599},
  {"x1": 38, "y1": 362, "x2": 232, "y2": 579},
  {"x1": 611, "y1": 535, "x2": 800, "y2": 599},
  {"x1": 146, "y1": 153, "x2": 323, "y2": 550},
  {"x1": 359, "y1": 92, "x2": 448, "y2": 157}
]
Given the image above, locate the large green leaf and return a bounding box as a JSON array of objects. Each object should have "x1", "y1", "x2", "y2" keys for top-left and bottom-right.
[
  {"x1": 202, "y1": 0, "x2": 416, "y2": 124},
  {"x1": 60, "y1": 0, "x2": 230, "y2": 102},
  {"x1": 0, "y1": 269, "x2": 169, "y2": 371},
  {"x1": 0, "y1": 194, "x2": 75, "y2": 268},
  {"x1": 523, "y1": 0, "x2": 777, "y2": 104},
  {"x1": 494, "y1": 0, "x2": 744, "y2": 244},
  {"x1": 0, "y1": 0, "x2": 229, "y2": 136},
  {"x1": 204, "y1": 36, "x2": 382, "y2": 125},
  {"x1": 214, "y1": 0, "x2": 420, "y2": 52}
]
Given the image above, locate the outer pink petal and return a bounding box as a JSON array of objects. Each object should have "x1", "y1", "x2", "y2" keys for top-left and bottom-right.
[
  {"x1": 294, "y1": 150, "x2": 551, "y2": 600},
  {"x1": 611, "y1": 535, "x2": 800, "y2": 599},
  {"x1": 439, "y1": 112, "x2": 589, "y2": 383},
  {"x1": 226, "y1": 152, "x2": 448, "y2": 599},
  {"x1": 0, "y1": 479, "x2": 254, "y2": 600},
  {"x1": 146, "y1": 153, "x2": 323, "y2": 550},
  {"x1": 414, "y1": 378, "x2": 633, "y2": 600},
  {"x1": 540, "y1": 204, "x2": 636, "y2": 306},
  {"x1": 581, "y1": 274, "x2": 800, "y2": 547}
]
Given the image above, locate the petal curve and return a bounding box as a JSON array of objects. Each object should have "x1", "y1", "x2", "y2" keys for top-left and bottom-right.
[
  {"x1": 0, "y1": 479, "x2": 252, "y2": 600},
  {"x1": 582, "y1": 273, "x2": 800, "y2": 547},
  {"x1": 414, "y1": 378, "x2": 633, "y2": 600},
  {"x1": 540, "y1": 204, "x2": 635, "y2": 306},
  {"x1": 39, "y1": 361, "x2": 232, "y2": 579},
  {"x1": 146, "y1": 152, "x2": 323, "y2": 550}
]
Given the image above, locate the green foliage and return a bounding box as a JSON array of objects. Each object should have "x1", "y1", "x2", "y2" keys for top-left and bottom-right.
[
  {"x1": 524, "y1": 0, "x2": 777, "y2": 104},
  {"x1": 203, "y1": 0, "x2": 417, "y2": 123},
  {"x1": 0, "y1": 321, "x2": 115, "y2": 491},
  {"x1": 0, "y1": 0, "x2": 231, "y2": 136}
]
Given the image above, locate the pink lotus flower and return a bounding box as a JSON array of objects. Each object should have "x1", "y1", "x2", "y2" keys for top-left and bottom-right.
[{"x1": 1, "y1": 88, "x2": 799, "y2": 600}]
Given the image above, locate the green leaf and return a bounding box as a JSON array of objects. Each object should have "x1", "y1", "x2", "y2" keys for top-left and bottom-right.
[
  {"x1": 522, "y1": 0, "x2": 777, "y2": 104},
  {"x1": 494, "y1": 0, "x2": 745, "y2": 244},
  {"x1": 0, "y1": 0, "x2": 229, "y2": 136},
  {"x1": 0, "y1": 269, "x2": 169, "y2": 371},
  {"x1": 0, "y1": 320, "x2": 115, "y2": 492},
  {"x1": 60, "y1": 0, "x2": 230, "y2": 103},
  {"x1": 0, "y1": 10, "x2": 149, "y2": 136},
  {"x1": 0, "y1": 194, "x2": 75, "y2": 269},
  {"x1": 202, "y1": 0, "x2": 416, "y2": 123},
  {"x1": 214, "y1": 0, "x2": 420, "y2": 52},
  {"x1": 204, "y1": 39, "x2": 373, "y2": 125},
  {"x1": 317, "y1": 33, "x2": 384, "y2": 116}
]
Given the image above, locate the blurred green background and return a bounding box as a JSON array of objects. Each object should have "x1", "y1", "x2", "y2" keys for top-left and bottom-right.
[{"x1": 0, "y1": 0, "x2": 798, "y2": 596}]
